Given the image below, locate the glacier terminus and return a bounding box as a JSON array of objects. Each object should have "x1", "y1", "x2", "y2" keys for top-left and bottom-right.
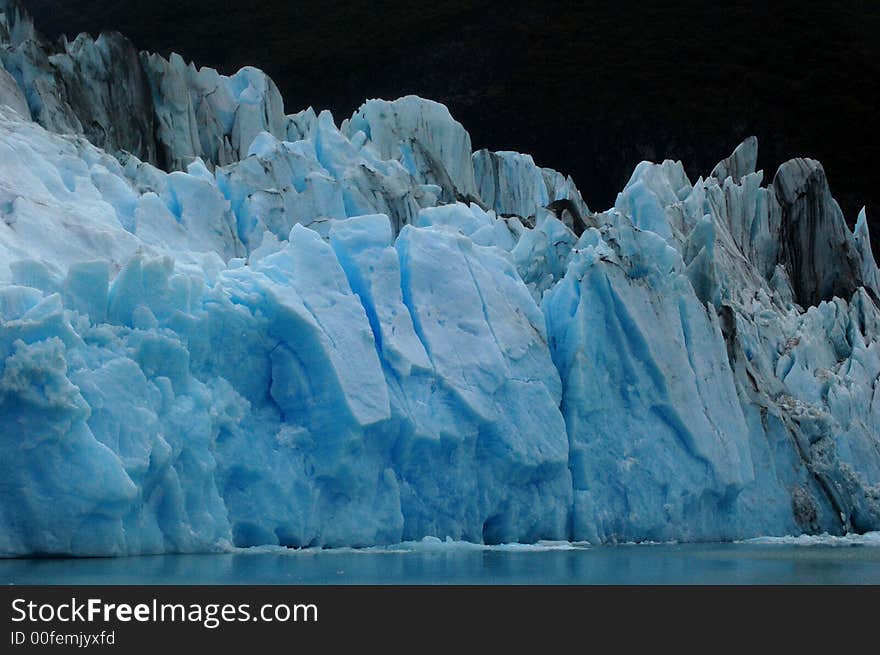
[{"x1": 0, "y1": 0, "x2": 878, "y2": 556}]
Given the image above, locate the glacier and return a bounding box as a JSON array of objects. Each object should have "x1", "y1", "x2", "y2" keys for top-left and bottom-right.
[{"x1": 1, "y1": 0, "x2": 879, "y2": 555}]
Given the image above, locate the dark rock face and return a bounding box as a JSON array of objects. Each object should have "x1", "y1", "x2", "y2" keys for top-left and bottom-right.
[
  {"x1": 712, "y1": 136, "x2": 758, "y2": 185},
  {"x1": 773, "y1": 159, "x2": 864, "y2": 307},
  {"x1": 547, "y1": 199, "x2": 588, "y2": 237},
  {"x1": 0, "y1": 0, "x2": 157, "y2": 163},
  {"x1": 52, "y1": 31, "x2": 158, "y2": 163},
  {"x1": 2, "y1": 1, "x2": 292, "y2": 172}
]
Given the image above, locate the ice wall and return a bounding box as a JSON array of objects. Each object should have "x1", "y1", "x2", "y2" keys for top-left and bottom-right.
[{"x1": 1, "y1": 0, "x2": 879, "y2": 555}]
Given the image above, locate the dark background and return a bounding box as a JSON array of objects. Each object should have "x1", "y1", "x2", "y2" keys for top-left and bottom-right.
[{"x1": 22, "y1": 1, "x2": 879, "y2": 253}]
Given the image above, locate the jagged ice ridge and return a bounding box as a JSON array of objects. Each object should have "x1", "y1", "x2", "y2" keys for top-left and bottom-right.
[{"x1": 0, "y1": 0, "x2": 878, "y2": 555}]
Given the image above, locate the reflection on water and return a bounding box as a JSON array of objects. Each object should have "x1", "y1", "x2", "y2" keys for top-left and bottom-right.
[{"x1": 3, "y1": 541, "x2": 880, "y2": 585}]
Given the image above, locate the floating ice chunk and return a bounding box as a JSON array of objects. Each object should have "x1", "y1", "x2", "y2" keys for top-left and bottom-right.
[{"x1": 743, "y1": 532, "x2": 880, "y2": 547}]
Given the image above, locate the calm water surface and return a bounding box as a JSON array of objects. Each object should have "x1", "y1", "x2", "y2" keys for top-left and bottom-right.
[{"x1": 4, "y1": 539, "x2": 880, "y2": 585}]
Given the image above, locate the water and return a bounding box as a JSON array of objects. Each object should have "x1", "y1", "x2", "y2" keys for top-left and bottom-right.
[{"x1": 3, "y1": 537, "x2": 880, "y2": 584}]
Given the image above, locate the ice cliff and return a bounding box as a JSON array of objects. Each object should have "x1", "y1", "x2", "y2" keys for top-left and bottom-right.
[{"x1": 1, "y1": 0, "x2": 878, "y2": 555}]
